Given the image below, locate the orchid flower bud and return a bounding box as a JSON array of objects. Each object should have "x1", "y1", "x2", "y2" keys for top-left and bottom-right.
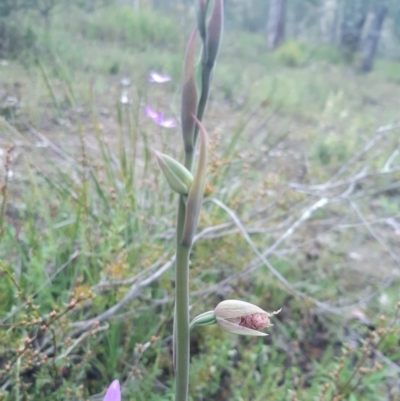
[
  {"x1": 181, "y1": 29, "x2": 198, "y2": 154},
  {"x1": 206, "y1": 0, "x2": 224, "y2": 68},
  {"x1": 103, "y1": 380, "x2": 121, "y2": 401},
  {"x1": 181, "y1": 117, "x2": 208, "y2": 248},
  {"x1": 154, "y1": 151, "x2": 194, "y2": 195},
  {"x1": 214, "y1": 300, "x2": 281, "y2": 336}
]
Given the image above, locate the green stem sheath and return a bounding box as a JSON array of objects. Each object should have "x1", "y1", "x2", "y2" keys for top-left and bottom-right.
[
  {"x1": 184, "y1": 148, "x2": 195, "y2": 175},
  {"x1": 194, "y1": 66, "x2": 212, "y2": 146},
  {"x1": 174, "y1": 196, "x2": 191, "y2": 401}
]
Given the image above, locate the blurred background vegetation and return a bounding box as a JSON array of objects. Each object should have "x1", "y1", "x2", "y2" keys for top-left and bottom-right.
[{"x1": 0, "y1": 0, "x2": 400, "y2": 400}]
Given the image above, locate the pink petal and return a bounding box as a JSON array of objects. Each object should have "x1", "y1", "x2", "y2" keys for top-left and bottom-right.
[
  {"x1": 240, "y1": 313, "x2": 271, "y2": 330},
  {"x1": 103, "y1": 380, "x2": 121, "y2": 401},
  {"x1": 158, "y1": 118, "x2": 177, "y2": 128},
  {"x1": 149, "y1": 71, "x2": 171, "y2": 83},
  {"x1": 145, "y1": 105, "x2": 163, "y2": 122}
]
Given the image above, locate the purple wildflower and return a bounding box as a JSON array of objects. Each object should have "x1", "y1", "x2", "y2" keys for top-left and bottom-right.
[
  {"x1": 158, "y1": 118, "x2": 177, "y2": 128},
  {"x1": 145, "y1": 105, "x2": 163, "y2": 122},
  {"x1": 103, "y1": 380, "x2": 121, "y2": 401},
  {"x1": 145, "y1": 105, "x2": 176, "y2": 128},
  {"x1": 149, "y1": 71, "x2": 171, "y2": 83}
]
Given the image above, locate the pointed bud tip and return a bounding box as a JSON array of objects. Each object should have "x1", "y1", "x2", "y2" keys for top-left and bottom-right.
[{"x1": 103, "y1": 380, "x2": 121, "y2": 401}]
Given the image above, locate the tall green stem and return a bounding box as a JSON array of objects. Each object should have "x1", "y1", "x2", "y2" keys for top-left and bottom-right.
[{"x1": 174, "y1": 196, "x2": 191, "y2": 401}]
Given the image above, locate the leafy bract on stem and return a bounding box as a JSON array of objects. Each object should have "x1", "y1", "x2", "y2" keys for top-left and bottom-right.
[
  {"x1": 181, "y1": 28, "x2": 198, "y2": 165},
  {"x1": 181, "y1": 117, "x2": 208, "y2": 249}
]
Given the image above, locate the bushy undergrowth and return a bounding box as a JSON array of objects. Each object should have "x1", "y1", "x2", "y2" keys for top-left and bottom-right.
[
  {"x1": 0, "y1": 19, "x2": 36, "y2": 59},
  {"x1": 73, "y1": 5, "x2": 180, "y2": 50},
  {"x1": 1, "y1": 4, "x2": 400, "y2": 401}
]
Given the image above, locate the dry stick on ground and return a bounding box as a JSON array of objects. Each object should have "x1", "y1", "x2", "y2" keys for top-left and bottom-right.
[
  {"x1": 290, "y1": 123, "x2": 400, "y2": 192},
  {"x1": 54, "y1": 322, "x2": 109, "y2": 361},
  {"x1": 290, "y1": 166, "x2": 400, "y2": 194},
  {"x1": 282, "y1": 124, "x2": 396, "y2": 195},
  {"x1": 26, "y1": 124, "x2": 81, "y2": 168},
  {"x1": 91, "y1": 253, "x2": 169, "y2": 289},
  {"x1": 200, "y1": 197, "x2": 357, "y2": 315},
  {"x1": 195, "y1": 198, "x2": 339, "y2": 314},
  {"x1": 348, "y1": 200, "x2": 400, "y2": 265},
  {"x1": 383, "y1": 148, "x2": 400, "y2": 172},
  {"x1": 69, "y1": 256, "x2": 175, "y2": 332},
  {"x1": 194, "y1": 188, "x2": 399, "y2": 311}
]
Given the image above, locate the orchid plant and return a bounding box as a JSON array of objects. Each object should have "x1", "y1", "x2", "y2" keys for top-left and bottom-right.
[{"x1": 105, "y1": 1, "x2": 281, "y2": 400}]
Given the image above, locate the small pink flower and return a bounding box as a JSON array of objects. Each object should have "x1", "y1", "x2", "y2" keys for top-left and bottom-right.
[
  {"x1": 103, "y1": 380, "x2": 121, "y2": 401},
  {"x1": 158, "y1": 118, "x2": 177, "y2": 128},
  {"x1": 145, "y1": 105, "x2": 176, "y2": 128},
  {"x1": 145, "y1": 105, "x2": 163, "y2": 122},
  {"x1": 149, "y1": 71, "x2": 171, "y2": 83}
]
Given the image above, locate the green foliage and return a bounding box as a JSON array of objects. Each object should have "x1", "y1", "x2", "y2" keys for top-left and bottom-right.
[
  {"x1": 374, "y1": 59, "x2": 400, "y2": 84},
  {"x1": 0, "y1": 18, "x2": 36, "y2": 59},
  {"x1": 76, "y1": 5, "x2": 179, "y2": 50},
  {"x1": 274, "y1": 40, "x2": 305, "y2": 68},
  {"x1": 315, "y1": 135, "x2": 349, "y2": 166},
  {"x1": 305, "y1": 44, "x2": 344, "y2": 65},
  {"x1": 109, "y1": 61, "x2": 119, "y2": 75},
  {"x1": 0, "y1": 0, "x2": 31, "y2": 17}
]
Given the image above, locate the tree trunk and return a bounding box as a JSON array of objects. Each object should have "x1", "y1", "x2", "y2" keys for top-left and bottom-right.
[
  {"x1": 267, "y1": 0, "x2": 286, "y2": 50},
  {"x1": 320, "y1": 0, "x2": 338, "y2": 43},
  {"x1": 361, "y1": 1, "x2": 387, "y2": 72},
  {"x1": 340, "y1": 0, "x2": 368, "y2": 59}
]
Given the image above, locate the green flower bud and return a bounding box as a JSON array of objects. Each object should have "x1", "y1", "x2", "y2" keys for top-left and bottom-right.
[{"x1": 154, "y1": 151, "x2": 193, "y2": 195}]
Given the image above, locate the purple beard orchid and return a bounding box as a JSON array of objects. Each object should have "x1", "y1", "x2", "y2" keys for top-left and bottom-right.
[
  {"x1": 103, "y1": 380, "x2": 121, "y2": 401},
  {"x1": 145, "y1": 105, "x2": 176, "y2": 128},
  {"x1": 149, "y1": 71, "x2": 171, "y2": 83}
]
